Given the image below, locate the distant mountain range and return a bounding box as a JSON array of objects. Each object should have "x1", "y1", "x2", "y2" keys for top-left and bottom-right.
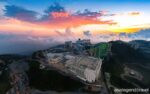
[
  {"x1": 129, "y1": 40, "x2": 150, "y2": 59},
  {"x1": 129, "y1": 29, "x2": 150, "y2": 40}
]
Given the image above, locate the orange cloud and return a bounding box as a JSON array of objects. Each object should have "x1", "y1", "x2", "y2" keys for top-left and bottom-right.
[
  {"x1": 51, "y1": 12, "x2": 70, "y2": 18},
  {"x1": 128, "y1": 12, "x2": 140, "y2": 16},
  {"x1": 40, "y1": 13, "x2": 116, "y2": 29}
]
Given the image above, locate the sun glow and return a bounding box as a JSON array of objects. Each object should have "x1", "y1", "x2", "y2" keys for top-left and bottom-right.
[{"x1": 101, "y1": 12, "x2": 150, "y2": 33}]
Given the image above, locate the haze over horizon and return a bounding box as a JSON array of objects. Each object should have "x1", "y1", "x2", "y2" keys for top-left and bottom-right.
[{"x1": 0, "y1": 0, "x2": 150, "y2": 54}]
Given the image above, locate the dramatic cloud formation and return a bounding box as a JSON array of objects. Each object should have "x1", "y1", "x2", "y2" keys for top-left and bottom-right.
[
  {"x1": 0, "y1": 3, "x2": 149, "y2": 38},
  {"x1": 0, "y1": 4, "x2": 117, "y2": 43},
  {"x1": 38, "y1": 3, "x2": 115, "y2": 29}
]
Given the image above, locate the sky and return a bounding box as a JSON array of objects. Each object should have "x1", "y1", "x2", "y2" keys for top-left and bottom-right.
[{"x1": 0, "y1": 0, "x2": 150, "y2": 55}]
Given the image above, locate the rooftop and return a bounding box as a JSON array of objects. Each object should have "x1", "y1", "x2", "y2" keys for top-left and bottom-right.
[{"x1": 65, "y1": 56, "x2": 102, "y2": 70}]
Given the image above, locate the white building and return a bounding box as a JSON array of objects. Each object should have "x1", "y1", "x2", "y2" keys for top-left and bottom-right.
[{"x1": 65, "y1": 56, "x2": 102, "y2": 83}]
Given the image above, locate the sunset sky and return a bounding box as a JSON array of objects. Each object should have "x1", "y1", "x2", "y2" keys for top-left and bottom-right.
[{"x1": 0, "y1": 0, "x2": 150, "y2": 54}]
